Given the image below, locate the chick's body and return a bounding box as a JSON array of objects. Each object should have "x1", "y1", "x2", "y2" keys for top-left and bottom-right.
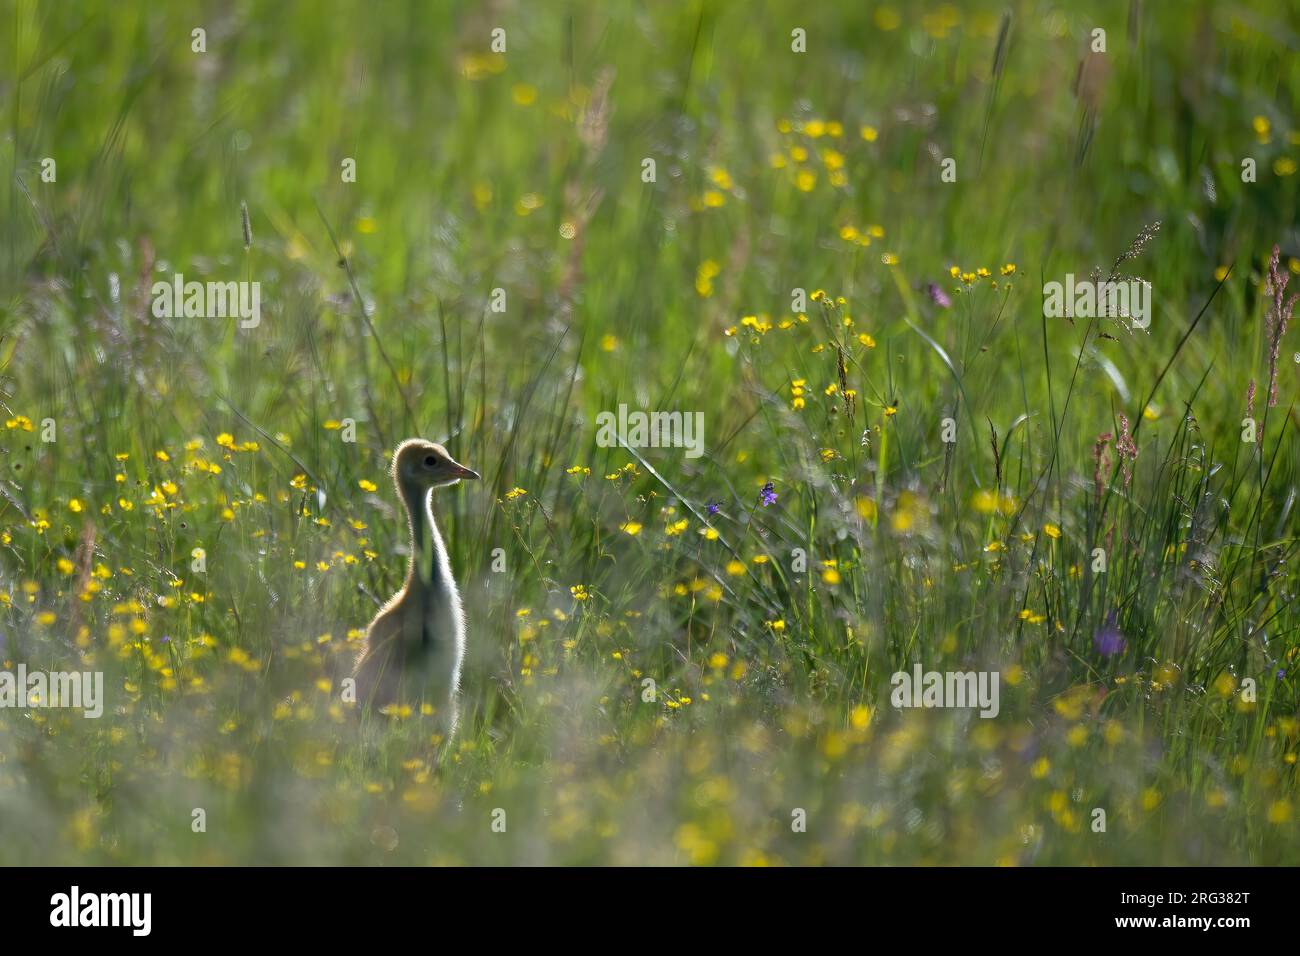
[{"x1": 354, "y1": 530, "x2": 464, "y2": 718}]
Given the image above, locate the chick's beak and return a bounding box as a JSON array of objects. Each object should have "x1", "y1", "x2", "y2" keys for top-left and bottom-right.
[{"x1": 450, "y1": 462, "x2": 480, "y2": 481}]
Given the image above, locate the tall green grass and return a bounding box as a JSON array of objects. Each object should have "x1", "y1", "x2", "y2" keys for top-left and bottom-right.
[{"x1": 0, "y1": 0, "x2": 1297, "y2": 864}]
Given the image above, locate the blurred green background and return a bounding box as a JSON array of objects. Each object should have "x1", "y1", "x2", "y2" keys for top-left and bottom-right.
[{"x1": 0, "y1": 0, "x2": 1297, "y2": 864}]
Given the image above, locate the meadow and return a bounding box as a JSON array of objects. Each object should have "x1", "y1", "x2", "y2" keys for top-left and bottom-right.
[{"x1": 0, "y1": 0, "x2": 1298, "y2": 865}]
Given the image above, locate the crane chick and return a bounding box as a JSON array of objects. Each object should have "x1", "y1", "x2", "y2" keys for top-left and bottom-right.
[{"x1": 353, "y1": 438, "x2": 478, "y2": 735}]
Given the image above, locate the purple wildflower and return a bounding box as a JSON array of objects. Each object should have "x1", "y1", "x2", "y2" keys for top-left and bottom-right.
[
  {"x1": 706, "y1": 500, "x2": 721, "y2": 516},
  {"x1": 759, "y1": 481, "x2": 777, "y2": 507},
  {"x1": 925, "y1": 282, "x2": 952, "y2": 309},
  {"x1": 1093, "y1": 611, "x2": 1125, "y2": 657}
]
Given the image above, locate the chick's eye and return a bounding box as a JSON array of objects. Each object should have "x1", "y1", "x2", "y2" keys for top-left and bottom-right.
[{"x1": 424, "y1": 455, "x2": 438, "y2": 467}]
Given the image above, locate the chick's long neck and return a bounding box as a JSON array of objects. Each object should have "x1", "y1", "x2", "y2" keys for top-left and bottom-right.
[{"x1": 397, "y1": 477, "x2": 452, "y2": 628}]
